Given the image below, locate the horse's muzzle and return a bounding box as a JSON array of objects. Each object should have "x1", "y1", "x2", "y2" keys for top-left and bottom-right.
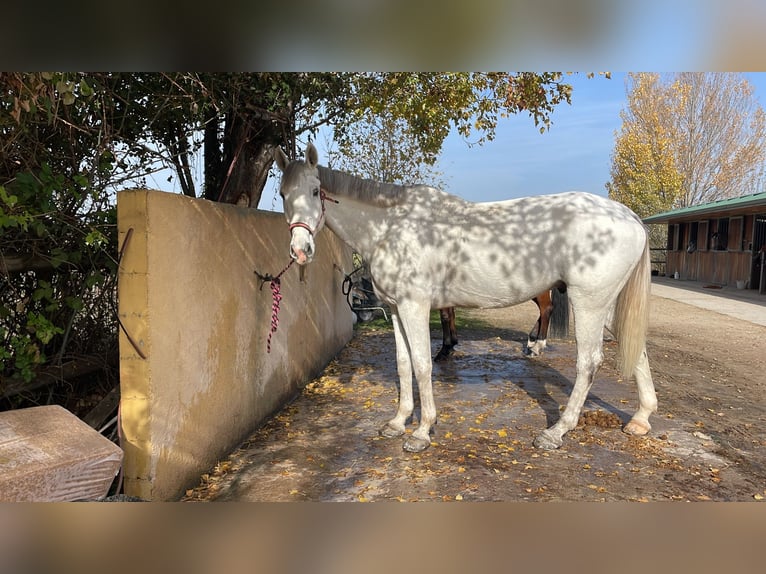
[
  {"x1": 289, "y1": 228, "x2": 315, "y2": 265},
  {"x1": 290, "y1": 244, "x2": 313, "y2": 265}
]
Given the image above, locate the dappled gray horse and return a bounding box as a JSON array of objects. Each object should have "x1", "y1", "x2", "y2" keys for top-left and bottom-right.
[{"x1": 275, "y1": 143, "x2": 657, "y2": 452}]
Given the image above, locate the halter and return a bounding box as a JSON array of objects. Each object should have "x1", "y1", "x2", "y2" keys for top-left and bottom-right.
[{"x1": 288, "y1": 188, "x2": 338, "y2": 236}]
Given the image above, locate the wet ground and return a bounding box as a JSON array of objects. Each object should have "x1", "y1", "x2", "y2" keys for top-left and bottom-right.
[{"x1": 183, "y1": 280, "x2": 766, "y2": 502}]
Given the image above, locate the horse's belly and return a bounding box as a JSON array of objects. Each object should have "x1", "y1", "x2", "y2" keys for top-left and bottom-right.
[{"x1": 435, "y1": 264, "x2": 547, "y2": 309}]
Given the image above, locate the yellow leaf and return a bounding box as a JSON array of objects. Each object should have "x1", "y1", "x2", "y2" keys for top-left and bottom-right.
[
  {"x1": 455, "y1": 494, "x2": 463, "y2": 501},
  {"x1": 497, "y1": 429, "x2": 507, "y2": 438},
  {"x1": 754, "y1": 493, "x2": 764, "y2": 500},
  {"x1": 358, "y1": 495, "x2": 369, "y2": 502}
]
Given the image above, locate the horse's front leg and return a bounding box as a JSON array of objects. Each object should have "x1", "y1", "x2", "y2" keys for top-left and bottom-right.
[
  {"x1": 379, "y1": 310, "x2": 414, "y2": 439},
  {"x1": 394, "y1": 301, "x2": 436, "y2": 452}
]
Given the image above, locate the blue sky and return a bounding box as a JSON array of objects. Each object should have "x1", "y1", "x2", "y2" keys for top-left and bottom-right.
[{"x1": 437, "y1": 73, "x2": 628, "y2": 202}]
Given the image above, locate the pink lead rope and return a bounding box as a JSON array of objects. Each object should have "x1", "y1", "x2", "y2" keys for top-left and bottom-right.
[{"x1": 255, "y1": 258, "x2": 295, "y2": 353}]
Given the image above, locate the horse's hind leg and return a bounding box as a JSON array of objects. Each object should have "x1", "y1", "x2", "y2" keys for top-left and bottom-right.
[
  {"x1": 534, "y1": 304, "x2": 606, "y2": 450},
  {"x1": 623, "y1": 348, "x2": 657, "y2": 435},
  {"x1": 379, "y1": 310, "x2": 414, "y2": 439}
]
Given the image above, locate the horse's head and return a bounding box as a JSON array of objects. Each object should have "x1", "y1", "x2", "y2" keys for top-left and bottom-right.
[{"x1": 274, "y1": 143, "x2": 324, "y2": 265}]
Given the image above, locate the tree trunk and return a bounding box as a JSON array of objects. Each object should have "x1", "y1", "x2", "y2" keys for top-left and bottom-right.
[
  {"x1": 210, "y1": 114, "x2": 279, "y2": 207},
  {"x1": 203, "y1": 111, "x2": 223, "y2": 202}
]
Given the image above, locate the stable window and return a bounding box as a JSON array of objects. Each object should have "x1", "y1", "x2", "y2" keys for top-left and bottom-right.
[
  {"x1": 728, "y1": 216, "x2": 743, "y2": 251},
  {"x1": 754, "y1": 214, "x2": 766, "y2": 252},
  {"x1": 666, "y1": 224, "x2": 676, "y2": 251},
  {"x1": 688, "y1": 221, "x2": 699, "y2": 252},
  {"x1": 712, "y1": 218, "x2": 729, "y2": 251}
]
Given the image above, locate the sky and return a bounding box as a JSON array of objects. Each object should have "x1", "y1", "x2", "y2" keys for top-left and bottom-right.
[{"x1": 251, "y1": 72, "x2": 766, "y2": 212}]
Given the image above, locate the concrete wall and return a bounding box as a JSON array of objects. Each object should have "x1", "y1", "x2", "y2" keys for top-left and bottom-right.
[{"x1": 117, "y1": 190, "x2": 354, "y2": 500}]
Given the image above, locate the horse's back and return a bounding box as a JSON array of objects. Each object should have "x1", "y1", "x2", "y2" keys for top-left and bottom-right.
[{"x1": 378, "y1": 190, "x2": 646, "y2": 309}]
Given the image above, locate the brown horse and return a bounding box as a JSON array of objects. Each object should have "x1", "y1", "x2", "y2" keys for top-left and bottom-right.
[{"x1": 434, "y1": 286, "x2": 568, "y2": 360}]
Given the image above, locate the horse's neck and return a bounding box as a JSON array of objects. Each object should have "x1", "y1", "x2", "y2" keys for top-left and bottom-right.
[{"x1": 324, "y1": 195, "x2": 394, "y2": 261}]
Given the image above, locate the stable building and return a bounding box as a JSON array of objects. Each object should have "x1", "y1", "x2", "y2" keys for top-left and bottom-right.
[{"x1": 643, "y1": 192, "x2": 766, "y2": 290}]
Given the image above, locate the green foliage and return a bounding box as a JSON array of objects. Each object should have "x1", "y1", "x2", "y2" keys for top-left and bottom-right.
[
  {"x1": 0, "y1": 160, "x2": 116, "y2": 385},
  {"x1": 2, "y1": 73, "x2": 118, "y2": 388},
  {"x1": 343, "y1": 73, "x2": 575, "y2": 157}
]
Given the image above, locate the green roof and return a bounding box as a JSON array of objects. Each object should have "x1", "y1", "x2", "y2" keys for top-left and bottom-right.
[{"x1": 642, "y1": 192, "x2": 766, "y2": 223}]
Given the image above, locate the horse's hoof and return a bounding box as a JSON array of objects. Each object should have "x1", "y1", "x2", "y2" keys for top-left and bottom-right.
[
  {"x1": 533, "y1": 431, "x2": 562, "y2": 450},
  {"x1": 403, "y1": 435, "x2": 431, "y2": 452},
  {"x1": 434, "y1": 347, "x2": 454, "y2": 361},
  {"x1": 525, "y1": 341, "x2": 545, "y2": 357},
  {"x1": 379, "y1": 423, "x2": 405, "y2": 438},
  {"x1": 623, "y1": 419, "x2": 650, "y2": 436}
]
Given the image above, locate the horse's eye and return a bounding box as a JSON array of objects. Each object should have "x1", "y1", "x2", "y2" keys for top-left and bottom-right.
[{"x1": 313, "y1": 188, "x2": 320, "y2": 197}]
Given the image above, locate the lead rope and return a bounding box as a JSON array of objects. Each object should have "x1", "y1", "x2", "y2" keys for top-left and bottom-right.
[{"x1": 255, "y1": 258, "x2": 295, "y2": 353}]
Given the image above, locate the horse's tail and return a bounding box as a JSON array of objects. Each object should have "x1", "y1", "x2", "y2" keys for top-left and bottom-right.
[
  {"x1": 548, "y1": 287, "x2": 569, "y2": 339},
  {"x1": 613, "y1": 238, "x2": 651, "y2": 380}
]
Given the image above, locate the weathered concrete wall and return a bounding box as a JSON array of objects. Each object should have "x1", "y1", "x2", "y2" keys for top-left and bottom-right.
[{"x1": 117, "y1": 190, "x2": 354, "y2": 500}]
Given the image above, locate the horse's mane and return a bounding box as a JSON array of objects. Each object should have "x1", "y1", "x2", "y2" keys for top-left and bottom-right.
[{"x1": 318, "y1": 166, "x2": 408, "y2": 207}]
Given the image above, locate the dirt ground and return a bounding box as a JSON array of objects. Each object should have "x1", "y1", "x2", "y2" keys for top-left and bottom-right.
[{"x1": 182, "y1": 289, "x2": 766, "y2": 502}]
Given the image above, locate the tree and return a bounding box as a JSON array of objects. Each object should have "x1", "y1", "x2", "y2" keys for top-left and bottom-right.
[
  {"x1": 325, "y1": 108, "x2": 446, "y2": 187},
  {"x1": 606, "y1": 73, "x2": 684, "y2": 219},
  {"x1": 672, "y1": 72, "x2": 766, "y2": 205},
  {"x1": 608, "y1": 72, "x2": 766, "y2": 216}
]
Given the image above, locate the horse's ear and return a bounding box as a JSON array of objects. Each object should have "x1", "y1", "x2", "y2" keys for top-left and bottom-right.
[
  {"x1": 274, "y1": 146, "x2": 289, "y2": 172},
  {"x1": 306, "y1": 142, "x2": 318, "y2": 168}
]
